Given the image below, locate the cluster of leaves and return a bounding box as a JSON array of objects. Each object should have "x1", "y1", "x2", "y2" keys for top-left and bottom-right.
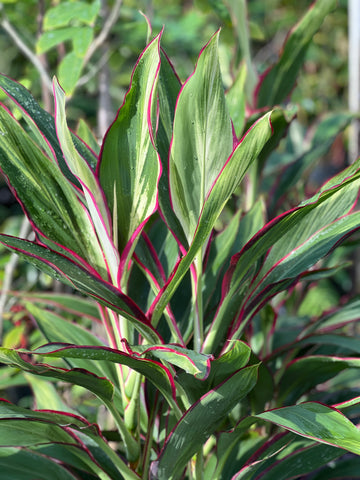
[{"x1": 0, "y1": 0, "x2": 360, "y2": 479}]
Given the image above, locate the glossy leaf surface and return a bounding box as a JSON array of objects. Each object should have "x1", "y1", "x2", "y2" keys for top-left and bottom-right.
[
  {"x1": 169, "y1": 31, "x2": 233, "y2": 243},
  {"x1": 99, "y1": 33, "x2": 161, "y2": 256},
  {"x1": 152, "y1": 364, "x2": 259, "y2": 479},
  {"x1": 0, "y1": 234, "x2": 161, "y2": 343},
  {"x1": 257, "y1": 402, "x2": 360, "y2": 455}
]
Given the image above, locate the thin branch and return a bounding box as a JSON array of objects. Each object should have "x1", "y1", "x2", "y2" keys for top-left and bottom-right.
[
  {"x1": 77, "y1": 49, "x2": 112, "y2": 86},
  {"x1": 0, "y1": 5, "x2": 52, "y2": 92},
  {"x1": 0, "y1": 217, "x2": 32, "y2": 342},
  {"x1": 83, "y1": 0, "x2": 122, "y2": 65}
]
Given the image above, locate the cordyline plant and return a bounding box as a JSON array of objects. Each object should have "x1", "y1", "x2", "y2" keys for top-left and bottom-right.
[{"x1": 0, "y1": 2, "x2": 360, "y2": 479}]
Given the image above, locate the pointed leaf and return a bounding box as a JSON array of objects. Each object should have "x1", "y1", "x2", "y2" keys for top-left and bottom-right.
[
  {"x1": 177, "y1": 340, "x2": 251, "y2": 404},
  {"x1": 0, "y1": 400, "x2": 127, "y2": 480},
  {"x1": 169, "y1": 31, "x2": 233, "y2": 243},
  {"x1": 156, "y1": 49, "x2": 186, "y2": 247},
  {"x1": 129, "y1": 343, "x2": 213, "y2": 380},
  {"x1": 270, "y1": 112, "x2": 355, "y2": 210},
  {"x1": 203, "y1": 157, "x2": 360, "y2": 351},
  {"x1": 0, "y1": 73, "x2": 97, "y2": 173},
  {"x1": 244, "y1": 210, "x2": 360, "y2": 322},
  {"x1": 54, "y1": 78, "x2": 118, "y2": 279},
  {"x1": 0, "y1": 347, "x2": 114, "y2": 403},
  {"x1": 278, "y1": 356, "x2": 360, "y2": 405},
  {"x1": 232, "y1": 438, "x2": 344, "y2": 480},
  {"x1": 0, "y1": 400, "x2": 139, "y2": 480},
  {"x1": 0, "y1": 105, "x2": 106, "y2": 275},
  {"x1": 226, "y1": 62, "x2": 247, "y2": 138},
  {"x1": 151, "y1": 110, "x2": 274, "y2": 327},
  {"x1": 33, "y1": 343, "x2": 176, "y2": 407},
  {"x1": 152, "y1": 364, "x2": 259, "y2": 480},
  {"x1": 256, "y1": 0, "x2": 337, "y2": 107},
  {"x1": 0, "y1": 234, "x2": 161, "y2": 344},
  {"x1": 0, "y1": 448, "x2": 79, "y2": 480},
  {"x1": 99, "y1": 33, "x2": 161, "y2": 255},
  {"x1": 25, "y1": 302, "x2": 118, "y2": 386},
  {"x1": 256, "y1": 402, "x2": 360, "y2": 455}
]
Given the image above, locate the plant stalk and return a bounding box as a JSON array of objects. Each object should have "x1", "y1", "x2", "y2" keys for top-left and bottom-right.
[{"x1": 193, "y1": 253, "x2": 204, "y2": 352}]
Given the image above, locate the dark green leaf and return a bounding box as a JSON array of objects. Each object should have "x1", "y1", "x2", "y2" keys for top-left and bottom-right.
[
  {"x1": 152, "y1": 364, "x2": 259, "y2": 479},
  {"x1": 256, "y1": 402, "x2": 360, "y2": 455}
]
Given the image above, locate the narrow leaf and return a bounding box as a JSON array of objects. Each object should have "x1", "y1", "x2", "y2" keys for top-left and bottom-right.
[
  {"x1": 152, "y1": 364, "x2": 259, "y2": 479},
  {"x1": 0, "y1": 347, "x2": 114, "y2": 403},
  {"x1": 33, "y1": 343, "x2": 176, "y2": 407},
  {"x1": 99, "y1": 33, "x2": 162, "y2": 258},
  {"x1": 151, "y1": 110, "x2": 274, "y2": 327},
  {"x1": 256, "y1": 402, "x2": 360, "y2": 455},
  {"x1": 0, "y1": 234, "x2": 161, "y2": 344},
  {"x1": 169, "y1": 30, "x2": 233, "y2": 243},
  {"x1": 129, "y1": 343, "x2": 213, "y2": 380},
  {"x1": 0, "y1": 73, "x2": 97, "y2": 172},
  {"x1": 0, "y1": 105, "x2": 106, "y2": 275},
  {"x1": 256, "y1": 0, "x2": 337, "y2": 107}
]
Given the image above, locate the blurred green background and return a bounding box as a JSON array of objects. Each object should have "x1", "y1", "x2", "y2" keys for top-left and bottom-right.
[{"x1": 0, "y1": 0, "x2": 349, "y2": 125}]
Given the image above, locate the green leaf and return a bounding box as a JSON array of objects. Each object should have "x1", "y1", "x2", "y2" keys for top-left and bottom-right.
[
  {"x1": 156, "y1": 49, "x2": 186, "y2": 247},
  {"x1": 25, "y1": 375, "x2": 75, "y2": 413},
  {"x1": 226, "y1": 62, "x2": 247, "y2": 138},
  {"x1": 0, "y1": 73, "x2": 97, "y2": 173},
  {"x1": 37, "y1": 27, "x2": 80, "y2": 54},
  {"x1": 169, "y1": 31, "x2": 233, "y2": 243},
  {"x1": 231, "y1": 437, "x2": 344, "y2": 480},
  {"x1": 310, "y1": 455, "x2": 360, "y2": 480},
  {"x1": 256, "y1": 0, "x2": 337, "y2": 107},
  {"x1": 278, "y1": 356, "x2": 360, "y2": 405},
  {"x1": 77, "y1": 118, "x2": 101, "y2": 155},
  {"x1": 204, "y1": 157, "x2": 360, "y2": 350},
  {"x1": 33, "y1": 343, "x2": 176, "y2": 408},
  {"x1": 44, "y1": 0, "x2": 101, "y2": 30},
  {"x1": 18, "y1": 291, "x2": 100, "y2": 322},
  {"x1": 0, "y1": 401, "x2": 129, "y2": 480},
  {"x1": 247, "y1": 210, "x2": 360, "y2": 318},
  {"x1": 25, "y1": 302, "x2": 118, "y2": 386},
  {"x1": 73, "y1": 26, "x2": 93, "y2": 56},
  {"x1": 176, "y1": 340, "x2": 251, "y2": 404},
  {"x1": 53, "y1": 78, "x2": 118, "y2": 279},
  {"x1": 0, "y1": 347, "x2": 114, "y2": 403},
  {"x1": 270, "y1": 113, "x2": 355, "y2": 209},
  {"x1": 0, "y1": 235, "x2": 161, "y2": 344},
  {"x1": 130, "y1": 344, "x2": 212, "y2": 379},
  {"x1": 225, "y1": 0, "x2": 258, "y2": 102},
  {"x1": 256, "y1": 402, "x2": 360, "y2": 455},
  {"x1": 203, "y1": 199, "x2": 264, "y2": 318},
  {"x1": 99, "y1": 33, "x2": 161, "y2": 257},
  {"x1": 58, "y1": 52, "x2": 84, "y2": 95},
  {"x1": 151, "y1": 110, "x2": 274, "y2": 327},
  {"x1": 152, "y1": 364, "x2": 259, "y2": 479},
  {"x1": 0, "y1": 448, "x2": 79, "y2": 480},
  {"x1": 0, "y1": 105, "x2": 106, "y2": 276}
]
